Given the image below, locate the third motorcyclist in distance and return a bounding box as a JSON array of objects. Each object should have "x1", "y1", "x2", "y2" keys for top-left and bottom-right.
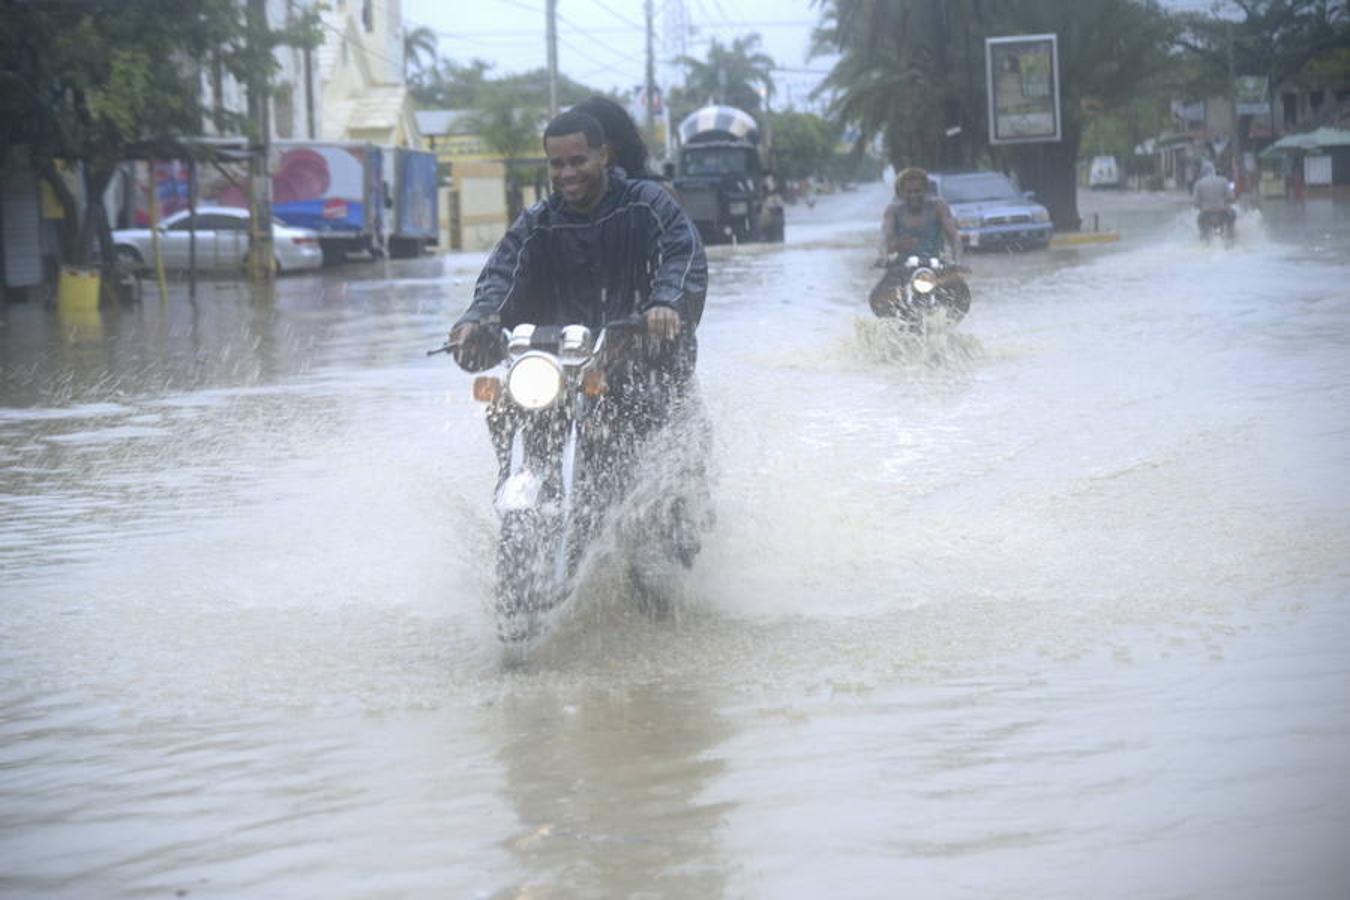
[{"x1": 1192, "y1": 159, "x2": 1237, "y2": 244}]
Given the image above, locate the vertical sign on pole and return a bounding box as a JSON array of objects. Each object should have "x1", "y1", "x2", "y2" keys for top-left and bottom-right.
[{"x1": 986, "y1": 34, "x2": 1061, "y2": 145}]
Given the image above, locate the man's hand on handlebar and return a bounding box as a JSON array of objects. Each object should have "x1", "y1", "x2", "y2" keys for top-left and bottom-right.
[
  {"x1": 447, "y1": 321, "x2": 499, "y2": 373},
  {"x1": 643, "y1": 306, "x2": 682, "y2": 342}
]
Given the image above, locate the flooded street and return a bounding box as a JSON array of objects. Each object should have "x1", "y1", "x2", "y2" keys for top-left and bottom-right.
[{"x1": 2, "y1": 185, "x2": 1348, "y2": 898}]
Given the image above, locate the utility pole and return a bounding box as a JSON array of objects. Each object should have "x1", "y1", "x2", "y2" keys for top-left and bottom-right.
[
  {"x1": 546, "y1": 0, "x2": 559, "y2": 117},
  {"x1": 644, "y1": 0, "x2": 656, "y2": 146},
  {"x1": 246, "y1": 0, "x2": 274, "y2": 286},
  {"x1": 1227, "y1": 20, "x2": 1242, "y2": 192}
]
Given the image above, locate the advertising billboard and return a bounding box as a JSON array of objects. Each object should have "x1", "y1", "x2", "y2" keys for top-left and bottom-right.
[
  {"x1": 1235, "y1": 76, "x2": 1271, "y2": 116},
  {"x1": 986, "y1": 34, "x2": 1061, "y2": 144},
  {"x1": 137, "y1": 143, "x2": 378, "y2": 235}
]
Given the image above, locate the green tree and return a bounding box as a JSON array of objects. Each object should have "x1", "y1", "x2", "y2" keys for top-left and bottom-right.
[
  {"x1": 812, "y1": 0, "x2": 1175, "y2": 230},
  {"x1": 1173, "y1": 0, "x2": 1350, "y2": 94},
  {"x1": 811, "y1": 0, "x2": 985, "y2": 171},
  {"x1": 410, "y1": 58, "x2": 602, "y2": 110},
  {"x1": 1171, "y1": 0, "x2": 1350, "y2": 157},
  {"x1": 769, "y1": 110, "x2": 836, "y2": 181},
  {"x1": 676, "y1": 34, "x2": 777, "y2": 114},
  {"x1": 473, "y1": 95, "x2": 544, "y2": 220},
  {"x1": 991, "y1": 1, "x2": 1175, "y2": 228},
  {"x1": 403, "y1": 24, "x2": 438, "y2": 79},
  {"x1": 0, "y1": 0, "x2": 318, "y2": 269}
]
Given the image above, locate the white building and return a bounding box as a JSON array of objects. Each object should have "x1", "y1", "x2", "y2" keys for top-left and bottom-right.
[
  {"x1": 317, "y1": 0, "x2": 422, "y2": 147},
  {"x1": 199, "y1": 0, "x2": 422, "y2": 148}
]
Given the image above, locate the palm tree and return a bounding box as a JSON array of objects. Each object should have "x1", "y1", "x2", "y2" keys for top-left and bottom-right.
[
  {"x1": 813, "y1": 0, "x2": 1176, "y2": 229},
  {"x1": 812, "y1": 0, "x2": 983, "y2": 170},
  {"x1": 677, "y1": 34, "x2": 777, "y2": 113},
  {"x1": 403, "y1": 24, "x2": 438, "y2": 79}
]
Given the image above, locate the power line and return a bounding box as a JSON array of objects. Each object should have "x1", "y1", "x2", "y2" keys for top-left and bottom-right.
[
  {"x1": 424, "y1": 18, "x2": 814, "y2": 39},
  {"x1": 583, "y1": 0, "x2": 645, "y2": 31}
]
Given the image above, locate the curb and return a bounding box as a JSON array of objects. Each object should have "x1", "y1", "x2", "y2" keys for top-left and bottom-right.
[{"x1": 1050, "y1": 231, "x2": 1122, "y2": 247}]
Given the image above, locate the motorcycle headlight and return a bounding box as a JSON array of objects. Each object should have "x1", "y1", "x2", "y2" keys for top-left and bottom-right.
[
  {"x1": 506, "y1": 353, "x2": 563, "y2": 410},
  {"x1": 911, "y1": 268, "x2": 938, "y2": 294}
]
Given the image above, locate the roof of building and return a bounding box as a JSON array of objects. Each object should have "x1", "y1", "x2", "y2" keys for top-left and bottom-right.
[{"x1": 415, "y1": 110, "x2": 478, "y2": 136}]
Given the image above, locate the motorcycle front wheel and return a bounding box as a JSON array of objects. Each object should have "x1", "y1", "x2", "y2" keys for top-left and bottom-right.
[
  {"x1": 494, "y1": 509, "x2": 569, "y2": 647},
  {"x1": 934, "y1": 276, "x2": 972, "y2": 324}
]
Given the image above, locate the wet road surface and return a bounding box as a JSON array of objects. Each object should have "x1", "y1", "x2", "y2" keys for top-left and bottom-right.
[{"x1": 2, "y1": 186, "x2": 1348, "y2": 898}]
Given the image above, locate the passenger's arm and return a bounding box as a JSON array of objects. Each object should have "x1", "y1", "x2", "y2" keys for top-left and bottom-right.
[{"x1": 643, "y1": 188, "x2": 708, "y2": 331}]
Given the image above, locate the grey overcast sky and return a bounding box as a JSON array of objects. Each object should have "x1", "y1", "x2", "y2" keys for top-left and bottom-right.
[{"x1": 401, "y1": 0, "x2": 838, "y2": 111}]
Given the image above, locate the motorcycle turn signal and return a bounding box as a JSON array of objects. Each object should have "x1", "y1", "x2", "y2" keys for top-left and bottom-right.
[
  {"x1": 582, "y1": 369, "x2": 608, "y2": 397},
  {"x1": 473, "y1": 376, "x2": 503, "y2": 403}
]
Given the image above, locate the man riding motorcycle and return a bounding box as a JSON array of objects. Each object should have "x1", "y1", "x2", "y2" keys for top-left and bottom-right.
[
  {"x1": 448, "y1": 109, "x2": 710, "y2": 582},
  {"x1": 870, "y1": 167, "x2": 965, "y2": 320},
  {"x1": 1192, "y1": 159, "x2": 1236, "y2": 242},
  {"x1": 876, "y1": 167, "x2": 963, "y2": 266},
  {"x1": 450, "y1": 110, "x2": 705, "y2": 367}
]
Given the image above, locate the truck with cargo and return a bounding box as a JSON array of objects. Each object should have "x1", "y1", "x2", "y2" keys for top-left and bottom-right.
[
  {"x1": 382, "y1": 146, "x2": 439, "y2": 259},
  {"x1": 136, "y1": 141, "x2": 387, "y2": 265},
  {"x1": 673, "y1": 105, "x2": 783, "y2": 245},
  {"x1": 266, "y1": 141, "x2": 384, "y2": 264}
]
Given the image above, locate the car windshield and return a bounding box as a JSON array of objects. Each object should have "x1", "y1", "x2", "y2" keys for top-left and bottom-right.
[
  {"x1": 682, "y1": 148, "x2": 751, "y2": 177},
  {"x1": 939, "y1": 173, "x2": 1020, "y2": 203}
]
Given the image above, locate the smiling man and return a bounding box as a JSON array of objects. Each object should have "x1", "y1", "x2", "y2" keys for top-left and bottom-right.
[
  {"x1": 445, "y1": 110, "x2": 712, "y2": 574},
  {"x1": 448, "y1": 109, "x2": 706, "y2": 370}
]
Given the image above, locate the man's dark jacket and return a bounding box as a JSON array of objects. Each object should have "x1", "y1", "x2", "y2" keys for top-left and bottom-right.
[{"x1": 455, "y1": 170, "x2": 707, "y2": 333}]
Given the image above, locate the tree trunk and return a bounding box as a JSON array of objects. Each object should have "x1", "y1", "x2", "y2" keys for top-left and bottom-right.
[
  {"x1": 35, "y1": 160, "x2": 80, "y2": 263},
  {"x1": 1009, "y1": 119, "x2": 1083, "y2": 232}
]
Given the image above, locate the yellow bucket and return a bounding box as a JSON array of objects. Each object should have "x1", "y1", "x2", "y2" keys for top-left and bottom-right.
[
  {"x1": 57, "y1": 266, "x2": 103, "y2": 337},
  {"x1": 57, "y1": 266, "x2": 101, "y2": 311}
]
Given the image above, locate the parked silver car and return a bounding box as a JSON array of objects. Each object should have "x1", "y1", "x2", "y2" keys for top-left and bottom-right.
[
  {"x1": 113, "y1": 206, "x2": 323, "y2": 274},
  {"x1": 929, "y1": 171, "x2": 1053, "y2": 251}
]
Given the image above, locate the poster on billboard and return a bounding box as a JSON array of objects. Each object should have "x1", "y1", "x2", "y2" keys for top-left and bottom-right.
[
  {"x1": 986, "y1": 34, "x2": 1061, "y2": 144},
  {"x1": 1235, "y1": 76, "x2": 1270, "y2": 116}
]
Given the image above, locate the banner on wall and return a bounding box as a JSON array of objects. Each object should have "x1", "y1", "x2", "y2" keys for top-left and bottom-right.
[{"x1": 986, "y1": 34, "x2": 1061, "y2": 144}]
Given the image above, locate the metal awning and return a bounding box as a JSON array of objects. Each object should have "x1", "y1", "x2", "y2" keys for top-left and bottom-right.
[{"x1": 1260, "y1": 127, "x2": 1350, "y2": 157}]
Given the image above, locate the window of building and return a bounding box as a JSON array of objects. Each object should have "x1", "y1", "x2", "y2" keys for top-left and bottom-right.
[
  {"x1": 274, "y1": 83, "x2": 294, "y2": 139},
  {"x1": 1309, "y1": 90, "x2": 1325, "y2": 116},
  {"x1": 1282, "y1": 92, "x2": 1298, "y2": 127}
]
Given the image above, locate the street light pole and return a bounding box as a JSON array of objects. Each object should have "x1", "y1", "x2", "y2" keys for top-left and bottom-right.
[
  {"x1": 546, "y1": 0, "x2": 559, "y2": 117},
  {"x1": 1228, "y1": 20, "x2": 1242, "y2": 192},
  {"x1": 246, "y1": 0, "x2": 274, "y2": 286},
  {"x1": 644, "y1": 0, "x2": 656, "y2": 145}
]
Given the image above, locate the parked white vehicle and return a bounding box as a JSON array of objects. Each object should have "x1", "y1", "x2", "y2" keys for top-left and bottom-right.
[
  {"x1": 1088, "y1": 155, "x2": 1121, "y2": 188},
  {"x1": 112, "y1": 206, "x2": 323, "y2": 274}
]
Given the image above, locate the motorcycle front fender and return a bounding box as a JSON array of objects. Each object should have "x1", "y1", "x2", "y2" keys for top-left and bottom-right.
[{"x1": 495, "y1": 468, "x2": 545, "y2": 513}]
